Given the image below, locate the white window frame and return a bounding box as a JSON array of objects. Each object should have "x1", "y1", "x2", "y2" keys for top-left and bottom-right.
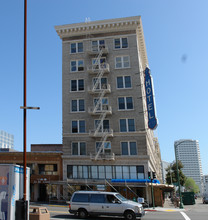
[
  {"x1": 93, "y1": 77, "x2": 108, "y2": 90},
  {"x1": 92, "y1": 57, "x2": 107, "y2": 69},
  {"x1": 118, "y1": 97, "x2": 133, "y2": 110},
  {"x1": 72, "y1": 142, "x2": 86, "y2": 155},
  {"x1": 71, "y1": 120, "x2": 86, "y2": 133},
  {"x1": 70, "y1": 79, "x2": 84, "y2": 92},
  {"x1": 119, "y1": 118, "x2": 135, "y2": 132},
  {"x1": 70, "y1": 60, "x2": 84, "y2": 72},
  {"x1": 94, "y1": 119, "x2": 110, "y2": 132},
  {"x1": 115, "y1": 56, "x2": 130, "y2": 69},
  {"x1": 121, "y1": 141, "x2": 137, "y2": 156},
  {"x1": 71, "y1": 99, "x2": 85, "y2": 112},
  {"x1": 96, "y1": 141, "x2": 111, "y2": 154},
  {"x1": 116, "y1": 76, "x2": 132, "y2": 89},
  {"x1": 114, "y1": 37, "x2": 128, "y2": 49},
  {"x1": 94, "y1": 97, "x2": 109, "y2": 111},
  {"x1": 70, "y1": 42, "x2": 83, "y2": 54},
  {"x1": 91, "y1": 40, "x2": 105, "y2": 51}
]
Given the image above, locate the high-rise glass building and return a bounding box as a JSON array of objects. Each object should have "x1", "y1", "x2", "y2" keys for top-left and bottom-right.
[
  {"x1": 174, "y1": 139, "x2": 203, "y2": 194},
  {"x1": 0, "y1": 130, "x2": 14, "y2": 149}
]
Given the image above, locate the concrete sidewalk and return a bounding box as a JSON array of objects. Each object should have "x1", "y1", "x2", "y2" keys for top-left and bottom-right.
[{"x1": 144, "y1": 198, "x2": 186, "y2": 212}]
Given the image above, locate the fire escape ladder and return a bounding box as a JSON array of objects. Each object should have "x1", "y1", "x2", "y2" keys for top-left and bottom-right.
[
  {"x1": 92, "y1": 49, "x2": 103, "y2": 72},
  {"x1": 94, "y1": 111, "x2": 107, "y2": 136},
  {"x1": 92, "y1": 68, "x2": 105, "y2": 92},
  {"x1": 94, "y1": 131, "x2": 109, "y2": 160},
  {"x1": 93, "y1": 89, "x2": 106, "y2": 113}
]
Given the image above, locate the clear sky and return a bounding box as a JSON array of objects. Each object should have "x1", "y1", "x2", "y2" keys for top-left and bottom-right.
[{"x1": 1, "y1": 0, "x2": 208, "y2": 174}]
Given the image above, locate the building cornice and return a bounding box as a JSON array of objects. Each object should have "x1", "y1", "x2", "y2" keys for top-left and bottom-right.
[{"x1": 55, "y1": 16, "x2": 141, "y2": 38}]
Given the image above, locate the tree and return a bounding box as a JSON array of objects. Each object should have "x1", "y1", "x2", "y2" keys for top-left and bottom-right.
[
  {"x1": 165, "y1": 161, "x2": 187, "y2": 186},
  {"x1": 185, "y1": 178, "x2": 200, "y2": 194}
]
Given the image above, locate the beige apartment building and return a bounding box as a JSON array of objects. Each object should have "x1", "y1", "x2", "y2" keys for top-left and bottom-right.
[{"x1": 55, "y1": 16, "x2": 162, "y2": 203}]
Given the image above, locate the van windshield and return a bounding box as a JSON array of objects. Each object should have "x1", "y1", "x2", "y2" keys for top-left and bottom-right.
[{"x1": 115, "y1": 193, "x2": 128, "y2": 201}]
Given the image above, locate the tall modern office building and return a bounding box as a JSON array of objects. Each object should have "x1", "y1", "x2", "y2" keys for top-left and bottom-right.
[
  {"x1": 0, "y1": 130, "x2": 14, "y2": 149},
  {"x1": 55, "y1": 16, "x2": 162, "y2": 200},
  {"x1": 174, "y1": 139, "x2": 203, "y2": 194}
]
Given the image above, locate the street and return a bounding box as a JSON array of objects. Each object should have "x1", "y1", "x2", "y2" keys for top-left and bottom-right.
[{"x1": 38, "y1": 198, "x2": 208, "y2": 220}]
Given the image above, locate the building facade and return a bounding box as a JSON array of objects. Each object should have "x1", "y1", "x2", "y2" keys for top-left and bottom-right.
[
  {"x1": 0, "y1": 144, "x2": 63, "y2": 202},
  {"x1": 55, "y1": 16, "x2": 162, "y2": 201},
  {"x1": 203, "y1": 175, "x2": 208, "y2": 196},
  {"x1": 174, "y1": 139, "x2": 203, "y2": 195},
  {"x1": 0, "y1": 130, "x2": 14, "y2": 149}
]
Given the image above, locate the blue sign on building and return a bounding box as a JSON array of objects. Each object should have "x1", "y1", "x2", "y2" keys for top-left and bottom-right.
[{"x1": 144, "y1": 67, "x2": 158, "y2": 130}]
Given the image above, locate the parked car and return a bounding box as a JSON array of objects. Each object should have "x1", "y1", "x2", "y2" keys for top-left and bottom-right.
[
  {"x1": 203, "y1": 197, "x2": 208, "y2": 204},
  {"x1": 69, "y1": 191, "x2": 145, "y2": 220}
]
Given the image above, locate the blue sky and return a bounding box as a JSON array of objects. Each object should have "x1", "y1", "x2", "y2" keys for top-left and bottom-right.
[{"x1": 1, "y1": 0, "x2": 208, "y2": 174}]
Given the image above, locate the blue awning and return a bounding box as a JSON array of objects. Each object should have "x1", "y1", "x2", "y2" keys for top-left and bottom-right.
[{"x1": 111, "y1": 179, "x2": 160, "y2": 184}]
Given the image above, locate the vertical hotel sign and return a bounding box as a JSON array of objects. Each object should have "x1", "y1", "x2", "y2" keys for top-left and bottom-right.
[{"x1": 144, "y1": 67, "x2": 158, "y2": 130}]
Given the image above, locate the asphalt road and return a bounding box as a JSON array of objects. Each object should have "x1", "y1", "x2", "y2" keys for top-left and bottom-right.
[{"x1": 34, "y1": 198, "x2": 208, "y2": 220}]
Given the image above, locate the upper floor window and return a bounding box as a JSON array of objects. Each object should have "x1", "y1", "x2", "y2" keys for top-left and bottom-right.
[
  {"x1": 120, "y1": 119, "x2": 135, "y2": 132},
  {"x1": 71, "y1": 42, "x2": 83, "y2": 53},
  {"x1": 114, "y1": 37, "x2": 128, "y2": 49},
  {"x1": 71, "y1": 99, "x2": 85, "y2": 112},
  {"x1": 115, "y1": 56, "x2": 130, "y2": 69},
  {"x1": 95, "y1": 119, "x2": 109, "y2": 132},
  {"x1": 94, "y1": 98, "x2": 108, "y2": 111},
  {"x1": 72, "y1": 142, "x2": 86, "y2": 155},
  {"x1": 118, "y1": 97, "x2": 133, "y2": 110},
  {"x1": 93, "y1": 77, "x2": 107, "y2": 90},
  {"x1": 92, "y1": 40, "x2": 105, "y2": 51},
  {"x1": 96, "y1": 142, "x2": 111, "y2": 154},
  {"x1": 117, "y1": 76, "x2": 131, "y2": 89},
  {"x1": 38, "y1": 164, "x2": 57, "y2": 175},
  {"x1": 72, "y1": 120, "x2": 85, "y2": 133},
  {"x1": 71, "y1": 60, "x2": 84, "y2": 72},
  {"x1": 121, "y1": 142, "x2": 137, "y2": 155},
  {"x1": 71, "y1": 79, "x2": 84, "y2": 91},
  {"x1": 92, "y1": 57, "x2": 106, "y2": 69}
]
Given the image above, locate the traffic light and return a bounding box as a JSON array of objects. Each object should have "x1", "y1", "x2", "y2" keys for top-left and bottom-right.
[
  {"x1": 148, "y1": 171, "x2": 151, "y2": 180},
  {"x1": 153, "y1": 172, "x2": 156, "y2": 179}
]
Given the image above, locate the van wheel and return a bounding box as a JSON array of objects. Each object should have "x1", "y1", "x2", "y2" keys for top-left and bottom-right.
[
  {"x1": 78, "y1": 209, "x2": 88, "y2": 219},
  {"x1": 124, "y1": 211, "x2": 136, "y2": 220}
]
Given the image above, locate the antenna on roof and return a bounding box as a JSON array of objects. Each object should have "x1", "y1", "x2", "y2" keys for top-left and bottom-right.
[{"x1": 85, "y1": 17, "x2": 91, "y2": 23}]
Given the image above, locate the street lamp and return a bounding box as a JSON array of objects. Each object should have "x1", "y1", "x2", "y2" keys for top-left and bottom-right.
[{"x1": 174, "y1": 140, "x2": 186, "y2": 209}]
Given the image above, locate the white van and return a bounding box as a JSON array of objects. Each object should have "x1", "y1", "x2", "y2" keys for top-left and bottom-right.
[{"x1": 69, "y1": 191, "x2": 145, "y2": 220}]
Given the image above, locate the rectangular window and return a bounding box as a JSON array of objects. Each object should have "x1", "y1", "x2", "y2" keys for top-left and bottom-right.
[
  {"x1": 90, "y1": 194, "x2": 105, "y2": 203},
  {"x1": 70, "y1": 60, "x2": 84, "y2": 72},
  {"x1": 72, "y1": 120, "x2": 85, "y2": 133},
  {"x1": 67, "y1": 165, "x2": 73, "y2": 178},
  {"x1": 117, "y1": 76, "x2": 131, "y2": 89},
  {"x1": 118, "y1": 97, "x2": 133, "y2": 110},
  {"x1": 92, "y1": 57, "x2": 106, "y2": 69},
  {"x1": 72, "y1": 142, "x2": 86, "y2": 155},
  {"x1": 115, "y1": 56, "x2": 130, "y2": 69},
  {"x1": 72, "y1": 193, "x2": 89, "y2": 202},
  {"x1": 93, "y1": 77, "x2": 107, "y2": 90},
  {"x1": 71, "y1": 79, "x2": 84, "y2": 91},
  {"x1": 71, "y1": 99, "x2": 85, "y2": 112},
  {"x1": 114, "y1": 37, "x2": 128, "y2": 49},
  {"x1": 92, "y1": 40, "x2": 105, "y2": 51},
  {"x1": 137, "y1": 166, "x2": 144, "y2": 179},
  {"x1": 95, "y1": 119, "x2": 109, "y2": 132},
  {"x1": 120, "y1": 119, "x2": 135, "y2": 132},
  {"x1": 96, "y1": 142, "x2": 111, "y2": 154},
  {"x1": 94, "y1": 98, "x2": 108, "y2": 111},
  {"x1": 70, "y1": 42, "x2": 83, "y2": 53},
  {"x1": 121, "y1": 142, "x2": 137, "y2": 155}
]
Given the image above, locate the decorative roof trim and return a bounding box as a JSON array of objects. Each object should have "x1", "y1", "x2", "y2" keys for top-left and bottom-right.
[{"x1": 55, "y1": 16, "x2": 141, "y2": 38}]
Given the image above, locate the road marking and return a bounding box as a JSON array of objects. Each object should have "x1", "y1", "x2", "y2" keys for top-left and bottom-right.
[{"x1": 180, "y1": 211, "x2": 191, "y2": 220}]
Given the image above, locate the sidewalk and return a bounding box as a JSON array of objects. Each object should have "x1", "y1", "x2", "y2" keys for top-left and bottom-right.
[{"x1": 144, "y1": 198, "x2": 185, "y2": 212}]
